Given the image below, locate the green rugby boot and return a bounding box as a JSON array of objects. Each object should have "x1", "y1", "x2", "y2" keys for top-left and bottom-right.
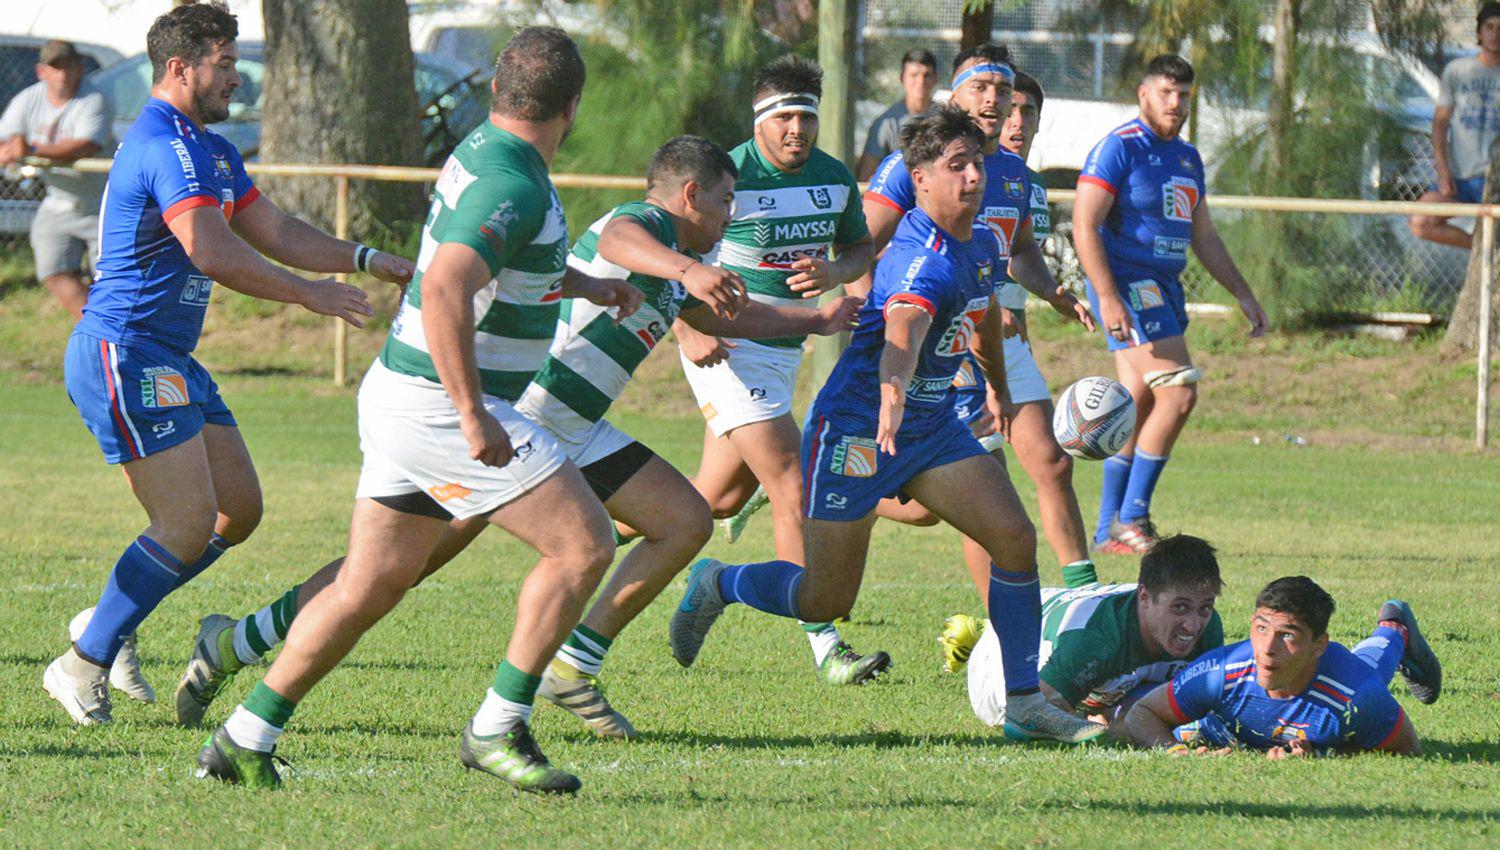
[
  {"x1": 1378, "y1": 600, "x2": 1442, "y2": 705},
  {"x1": 939, "y1": 614, "x2": 984, "y2": 674},
  {"x1": 175, "y1": 614, "x2": 244, "y2": 727},
  {"x1": 818, "y1": 641, "x2": 892, "y2": 685},
  {"x1": 459, "y1": 720, "x2": 581, "y2": 795},
  {"x1": 538, "y1": 664, "x2": 637, "y2": 741},
  {"x1": 720, "y1": 486, "x2": 769, "y2": 544},
  {"x1": 195, "y1": 726, "x2": 282, "y2": 789},
  {"x1": 1003, "y1": 693, "x2": 1108, "y2": 745}
]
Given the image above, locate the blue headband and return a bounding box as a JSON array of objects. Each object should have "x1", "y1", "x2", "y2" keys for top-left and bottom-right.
[{"x1": 951, "y1": 63, "x2": 1015, "y2": 90}]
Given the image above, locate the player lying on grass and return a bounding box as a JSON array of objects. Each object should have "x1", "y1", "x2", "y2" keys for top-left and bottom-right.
[
  {"x1": 949, "y1": 534, "x2": 1222, "y2": 732},
  {"x1": 667, "y1": 108, "x2": 1105, "y2": 745},
  {"x1": 180, "y1": 136, "x2": 861, "y2": 755},
  {"x1": 1123, "y1": 575, "x2": 1441, "y2": 757}
]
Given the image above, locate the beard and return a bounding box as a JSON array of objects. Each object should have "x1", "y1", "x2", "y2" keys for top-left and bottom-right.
[{"x1": 194, "y1": 88, "x2": 232, "y2": 124}]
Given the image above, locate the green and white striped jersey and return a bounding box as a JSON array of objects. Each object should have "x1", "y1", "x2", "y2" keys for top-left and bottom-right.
[
  {"x1": 716, "y1": 140, "x2": 868, "y2": 348},
  {"x1": 516, "y1": 201, "x2": 702, "y2": 442},
  {"x1": 996, "y1": 166, "x2": 1050, "y2": 311},
  {"x1": 379, "y1": 122, "x2": 569, "y2": 401}
]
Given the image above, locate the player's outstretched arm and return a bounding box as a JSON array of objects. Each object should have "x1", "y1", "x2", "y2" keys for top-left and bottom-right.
[
  {"x1": 1189, "y1": 200, "x2": 1267, "y2": 337},
  {"x1": 875, "y1": 304, "x2": 931, "y2": 454},
  {"x1": 1121, "y1": 683, "x2": 1189, "y2": 750},
  {"x1": 557, "y1": 265, "x2": 643, "y2": 322},
  {"x1": 1007, "y1": 222, "x2": 1095, "y2": 331},
  {"x1": 168, "y1": 206, "x2": 374, "y2": 327},
  {"x1": 598, "y1": 216, "x2": 746, "y2": 318},
  {"x1": 1073, "y1": 181, "x2": 1131, "y2": 344},
  {"x1": 681, "y1": 295, "x2": 862, "y2": 340},
  {"x1": 228, "y1": 195, "x2": 414, "y2": 285}
]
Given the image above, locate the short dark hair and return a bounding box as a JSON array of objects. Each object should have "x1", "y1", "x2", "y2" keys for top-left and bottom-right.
[
  {"x1": 753, "y1": 54, "x2": 823, "y2": 101},
  {"x1": 901, "y1": 49, "x2": 937, "y2": 72},
  {"x1": 951, "y1": 43, "x2": 1014, "y2": 76},
  {"x1": 899, "y1": 106, "x2": 984, "y2": 170},
  {"x1": 147, "y1": 1, "x2": 238, "y2": 84},
  {"x1": 1137, "y1": 534, "x2": 1222, "y2": 597},
  {"x1": 1480, "y1": 2, "x2": 1500, "y2": 32},
  {"x1": 492, "y1": 26, "x2": 586, "y2": 121},
  {"x1": 646, "y1": 135, "x2": 738, "y2": 197},
  {"x1": 1014, "y1": 71, "x2": 1045, "y2": 112},
  {"x1": 1254, "y1": 576, "x2": 1336, "y2": 637},
  {"x1": 1143, "y1": 54, "x2": 1195, "y2": 85}
]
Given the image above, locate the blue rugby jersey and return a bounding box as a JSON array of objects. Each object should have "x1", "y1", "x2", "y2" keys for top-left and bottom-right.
[
  {"x1": 1077, "y1": 117, "x2": 1204, "y2": 279},
  {"x1": 78, "y1": 98, "x2": 258, "y2": 354}
]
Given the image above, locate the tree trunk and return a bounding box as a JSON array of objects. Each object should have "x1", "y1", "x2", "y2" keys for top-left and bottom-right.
[
  {"x1": 960, "y1": 1, "x2": 994, "y2": 51},
  {"x1": 1266, "y1": 0, "x2": 1299, "y2": 190},
  {"x1": 259, "y1": 0, "x2": 423, "y2": 235},
  {"x1": 1441, "y1": 144, "x2": 1500, "y2": 356}
]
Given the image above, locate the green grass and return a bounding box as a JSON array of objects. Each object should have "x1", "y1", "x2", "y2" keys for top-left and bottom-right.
[{"x1": 3, "y1": 366, "x2": 1500, "y2": 847}]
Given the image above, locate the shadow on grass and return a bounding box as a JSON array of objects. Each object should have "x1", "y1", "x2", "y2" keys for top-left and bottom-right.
[
  {"x1": 1038, "y1": 798, "x2": 1500, "y2": 822},
  {"x1": 1422, "y1": 739, "x2": 1500, "y2": 764},
  {"x1": 631, "y1": 728, "x2": 1002, "y2": 750}
]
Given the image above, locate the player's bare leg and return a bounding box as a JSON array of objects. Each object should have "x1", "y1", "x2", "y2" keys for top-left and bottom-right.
[
  {"x1": 43, "y1": 271, "x2": 90, "y2": 320},
  {"x1": 792, "y1": 514, "x2": 881, "y2": 622},
  {"x1": 1005, "y1": 399, "x2": 1089, "y2": 566},
  {"x1": 690, "y1": 427, "x2": 761, "y2": 519},
  {"x1": 1408, "y1": 190, "x2": 1473, "y2": 249},
  {"x1": 1103, "y1": 335, "x2": 1196, "y2": 552},
  {"x1": 874, "y1": 497, "x2": 940, "y2": 525}
]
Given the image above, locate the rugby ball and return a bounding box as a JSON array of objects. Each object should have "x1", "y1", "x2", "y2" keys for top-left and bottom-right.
[{"x1": 1053, "y1": 376, "x2": 1135, "y2": 460}]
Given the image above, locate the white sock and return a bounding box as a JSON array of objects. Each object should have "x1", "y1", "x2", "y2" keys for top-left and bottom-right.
[
  {"x1": 803, "y1": 623, "x2": 843, "y2": 667},
  {"x1": 60, "y1": 646, "x2": 108, "y2": 681},
  {"x1": 470, "y1": 688, "x2": 534, "y2": 736},
  {"x1": 224, "y1": 705, "x2": 284, "y2": 753}
]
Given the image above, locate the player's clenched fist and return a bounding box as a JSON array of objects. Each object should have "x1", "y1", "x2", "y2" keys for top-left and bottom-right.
[
  {"x1": 683, "y1": 261, "x2": 748, "y2": 319},
  {"x1": 303, "y1": 278, "x2": 376, "y2": 328},
  {"x1": 461, "y1": 409, "x2": 515, "y2": 468}
]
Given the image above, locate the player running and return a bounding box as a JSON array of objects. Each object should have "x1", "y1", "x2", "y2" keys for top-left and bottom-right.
[
  {"x1": 1124, "y1": 576, "x2": 1440, "y2": 757},
  {"x1": 175, "y1": 136, "x2": 860, "y2": 741},
  {"x1": 861, "y1": 54, "x2": 1097, "y2": 604},
  {"x1": 44, "y1": 1, "x2": 409, "y2": 726},
  {"x1": 670, "y1": 55, "x2": 882, "y2": 682},
  {"x1": 670, "y1": 109, "x2": 1106, "y2": 745},
  {"x1": 1074, "y1": 55, "x2": 1268, "y2": 555},
  {"x1": 952, "y1": 534, "x2": 1223, "y2": 732}
]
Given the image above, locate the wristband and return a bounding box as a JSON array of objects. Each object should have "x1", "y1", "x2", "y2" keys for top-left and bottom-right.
[{"x1": 354, "y1": 244, "x2": 375, "y2": 274}]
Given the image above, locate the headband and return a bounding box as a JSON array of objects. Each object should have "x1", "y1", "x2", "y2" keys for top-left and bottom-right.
[
  {"x1": 950, "y1": 62, "x2": 1015, "y2": 90},
  {"x1": 753, "y1": 92, "x2": 820, "y2": 125}
]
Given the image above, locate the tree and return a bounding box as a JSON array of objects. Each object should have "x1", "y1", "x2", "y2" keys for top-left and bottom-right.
[
  {"x1": 1441, "y1": 144, "x2": 1500, "y2": 355},
  {"x1": 1267, "y1": 0, "x2": 1300, "y2": 187},
  {"x1": 259, "y1": 0, "x2": 424, "y2": 235},
  {"x1": 961, "y1": 0, "x2": 994, "y2": 51}
]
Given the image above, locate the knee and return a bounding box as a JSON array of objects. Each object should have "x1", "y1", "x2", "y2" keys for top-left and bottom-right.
[
  {"x1": 563, "y1": 530, "x2": 617, "y2": 586},
  {"x1": 991, "y1": 512, "x2": 1037, "y2": 552},
  {"x1": 218, "y1": 489, "x2": 264, "y2": 544},
  {"x1": 1022, "y1": 439, "x2": 1074, "y2": 487},
  {"x1": 154, "y1": 502, "x2": 219, "y2": 561},
  {"x1": 681, "y1": 498, "x2": 714, "y2": 551},
  {"x1": 333, "y1": 575, "x2": 407, "y2": 623}
]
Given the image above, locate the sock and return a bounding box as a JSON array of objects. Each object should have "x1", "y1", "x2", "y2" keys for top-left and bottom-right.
[
  {"x1": 1119, "y1": 450, "x2": 1168, "y2": 524},
  {"x1": 60, "y1": 646, "x2": 108, "y2": 681},
  {"x1": 554, "y1": 623, "x2": 612, "y2": 677},
  {"x1": 74, "y1": 536, "x2": 184, "y2": 666},
  {"x1": 801, "y1": 621, "x2": 842, "y2": 666},
  {"x1": 1096, "y1": 454, "x2": 1133, "y2": 542},
  {"x1": 1355, "y1": 624, "x2": 1407, "y2": 685},
  {"x1": 1060, "y1": 560, "x2": 1099, "y2": 588},
  {"x1": 225, "y1": 681, "x2": 298, "y2": 752},
  {"x1": 471, "y1": 661, "x2": 541, "y2": 735},
  {"x1": 172, "y1": 533, "x2": 232, "y2": 589},
  {"x1": 988, "y1": 564, "x2": 1042, "y2": 695},
  {"x1": 233, "y1": 584, "x2": 302, "y2": 666},
  {"x1": 716, "y1": 560, "x2": 804, "y2": 618}
]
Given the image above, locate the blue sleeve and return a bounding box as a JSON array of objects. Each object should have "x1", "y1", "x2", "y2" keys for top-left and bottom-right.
[
  {"x1": 1191, "y1": 147, "x2": 1208, "y2": 198},
  {"x1": 223, "y1": 141, "x2": 257, "y2": 203},
  {"x1": 140, "y1": 135, "x2": 220, "y2": 221},
  {"x1": 1166, "y1": 646, "x2": 1227, "y2": 722},
  {"x1": 882, "y1": 250, "x2": 953, "y2": 320},
  {"x1": 865, "y1": 152, "x2": 914, "y2": 212},
  {"x1": 1079, "y1": 133, "x2": 1129, "y2": 195},
  {"x1": 1348, "y1": 682, "x2": 1404, "y2": 750}
]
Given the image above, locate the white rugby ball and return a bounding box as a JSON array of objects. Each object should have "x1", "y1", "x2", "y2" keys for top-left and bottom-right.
[{"x1": 1052, "y1": 376, "x2": 1136, "y2": 460}]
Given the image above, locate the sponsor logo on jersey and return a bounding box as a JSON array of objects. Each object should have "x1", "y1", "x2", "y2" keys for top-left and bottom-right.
[
  {"x1": 933, "y1": 295, "x2": 992, "y2": 357},
  {"x1": 634, "y1": 319, "x2": 668, "y2": 350},
  {"x1": 179, "y1": 274, "x2": 213, "y2": 306},
  {"x1": 907, "y1": 374, "x2": 955, "y2": 402},
  {"x1": 759, "y1": 246, "x2": 828, "y2": 269},
  {"x1": 479, "y1": 200, "x2": 519, "y2": 254},
  {"x1": 212, "y1": 153, "x2": 233, "y2": 179},
  {"x1": 428, "y1": 482, "x2": 473, "y2": 503},
  {"x1": 1163, "y1": 176, "x2": 1199, "y2": 222},
  {"x1": 1128, "y1": 279, "x2": 1165, "y2": 310},
  {"x1": 772, "y1": 219, "x2": 837, "y2": 242},
  {"x1": 513, "y1": 440, "x2": 535, "y2": 461},
  {"x1": 700, "y1": 402, "x2": 718, "y2": 421},
  {"x1": 982, "y1": 206, "x2": 1023, "y2": 256},
  {"x1": 757, "y1": 195, "x2": 777, "y2": 210},
  {"x1": 1148, "y1": 154, "x2": 1163, "y2": 166},
  {"x1": 829, "y1": 435, "x2": 878, "y2": 478},
  {"x1": 1145, "y1": 320, "x2": 1162, "y2": 334},
  {"x1": 139, "y1": 367, "x2": 189, "y2": 409},
  {"x1": 748, "y1": 387, "x2": 767, "y2": 401},
  {"x1": 1031, "y1": 183, "x2": 1048, "y2": 206},
  {"x1": 951, "y1": 358, "x2": 979, "y2": 388},
  {"x1": 1002, "y1": 178, "x2": 1026, "y2": 199},
  {"x1": 152, "y1": 421, "x2": 177, "y2": 439},
  {"x1": 806, "y1": 187, "x2": 833, "y2": 209},
  {"x1": 1154, "y1": 235, "x2": 1190, "y2": 258},
  {"x1": 824, "y1": 492, "x2": 849, "y2": 509}
]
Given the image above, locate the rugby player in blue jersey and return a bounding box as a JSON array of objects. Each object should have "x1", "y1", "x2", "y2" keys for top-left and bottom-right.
[
  {"x1": 670, "y1": 108, "x2": 1106, "y2": 744},
  {"x1": 1074, "y1": 55, "x2": 1268, "y2": 555},
  {"x1": 44, "y1": 1, "x2": 412, "y2": 725},
  {"x1": 1124, "y1": 576, "x2": 1440, "y2": 757}
]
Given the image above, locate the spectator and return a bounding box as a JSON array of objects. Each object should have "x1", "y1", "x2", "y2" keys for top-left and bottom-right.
[
  {"x1": 1410, "y1": 2, "x2": 1500, "y2": 250},
  {"x1": 0, "y1": 40, "x2": 114, "y2": 319},
  {"x1": 854, "y1": 48, "x2": 937, "y2": 181}
]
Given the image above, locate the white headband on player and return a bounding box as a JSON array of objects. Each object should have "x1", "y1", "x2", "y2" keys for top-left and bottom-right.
[{"x1": 753, "y1": 92, "x2": 820, "y2": 126}]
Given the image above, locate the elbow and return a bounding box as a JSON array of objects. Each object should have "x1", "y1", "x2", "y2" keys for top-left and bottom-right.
[{"x1": 186, "y1": 246, "x2": 229, "y2": 281}]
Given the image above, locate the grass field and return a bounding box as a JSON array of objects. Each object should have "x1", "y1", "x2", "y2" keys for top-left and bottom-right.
[{"x1": 2, "y1": 281, "x2": 1500, "y2": 847}]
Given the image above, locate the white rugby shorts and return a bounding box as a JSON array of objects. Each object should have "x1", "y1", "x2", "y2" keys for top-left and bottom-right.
[
  {"x1": 1003, "y1": 334, "x2": 1050, "y2": 406},
  {"x1": 967, "y1": 620, "x2": 1008, "y2": 726},
  {"x1": 680, "y1": 339, "x2": 801, "y2": 437},
  {"x1": 354, "y1": 360, "x2": 567, "y2": 519}
]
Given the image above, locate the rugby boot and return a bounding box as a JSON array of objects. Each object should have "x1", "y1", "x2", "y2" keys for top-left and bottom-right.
[
  {"x1": 1090, "y1": 537, "x2": 1137, "y2": 557},
  {"x1": 196, "y1": 726, "x2": 282, "y2": 788},
  {"x1": 939, "y1": 614, "x2": 984, "y2": 674},
  {"x1": 721, "y1": 486, "x2": 769, "y2": 544},
  {"x1": 459, "y1": 720, "x2": 581, "y2": 795},
  {"x1": 538, "y1": 663, "x2": 637, "y2": 741},
  {"x1": 670, "y1": 558, "x2": 729, "y2": 668},
  {"x1": 42, "y1": 650, "x2": 112, "y2": 726},
  {"x1": 70, "y1": 607, "x2": 155, "y2": 703},
  {"x1": 1378, "y1": 600, "x2": 1442, "y2": 704},
  {"x1": 1108, "y1": 515, "x2": 1159, "y2": 554},
  {"x1": 1003, "y1": 693, "x2": 1108, "y2": 744},
  {"x1": 818, "y1": 641, "x2": 892, "y2": 685},
  {"x1": 175, "y1": 614, "x2": 244, "y2": 727}
]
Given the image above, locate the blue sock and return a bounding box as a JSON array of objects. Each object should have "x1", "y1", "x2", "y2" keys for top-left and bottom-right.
[
  {"x1": 1119, "y1": 450, "x2": 1168, "y2": 524},
  {"x1": 988, "y1": 564, "x2": 1042, "y2": 695},
  {"x1": 74, "y1": 536, "x2": 184, "y2": 665},
  {"x1": 1353, "y1": 625, "x2": 1406, "y2": 685},
  {"x1": 716, "y1": 560, "x2": 804, "y2": 619},
  {"x1": 1096, "y1": 453, "x2": 1133, "y2": 543},
  {"x1": 172, "y1": 533, "x2": 232, "y2": 590}
]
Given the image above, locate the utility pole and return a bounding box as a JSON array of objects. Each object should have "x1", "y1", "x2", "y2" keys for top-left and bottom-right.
[{"x1": 812, "y1": 0, "x2": 859, "y2": 391}]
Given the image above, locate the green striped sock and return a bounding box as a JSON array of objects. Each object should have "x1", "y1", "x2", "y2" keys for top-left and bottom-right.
[
  {"x1": 555, "y1": 624, "x2": 612, "y2": 676},
  {"x1": 234, "y1": 584, "x2": 302, "y2": 665},
  {"x1": 490, "y1": 660, "x2": 541, "y2": 706},
  {"x1": 800, "y1": 621, "x2": 841, "y2": 666},
  {"x1": 243, "y1": 681, "x2": 297, "y2": 728}
]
